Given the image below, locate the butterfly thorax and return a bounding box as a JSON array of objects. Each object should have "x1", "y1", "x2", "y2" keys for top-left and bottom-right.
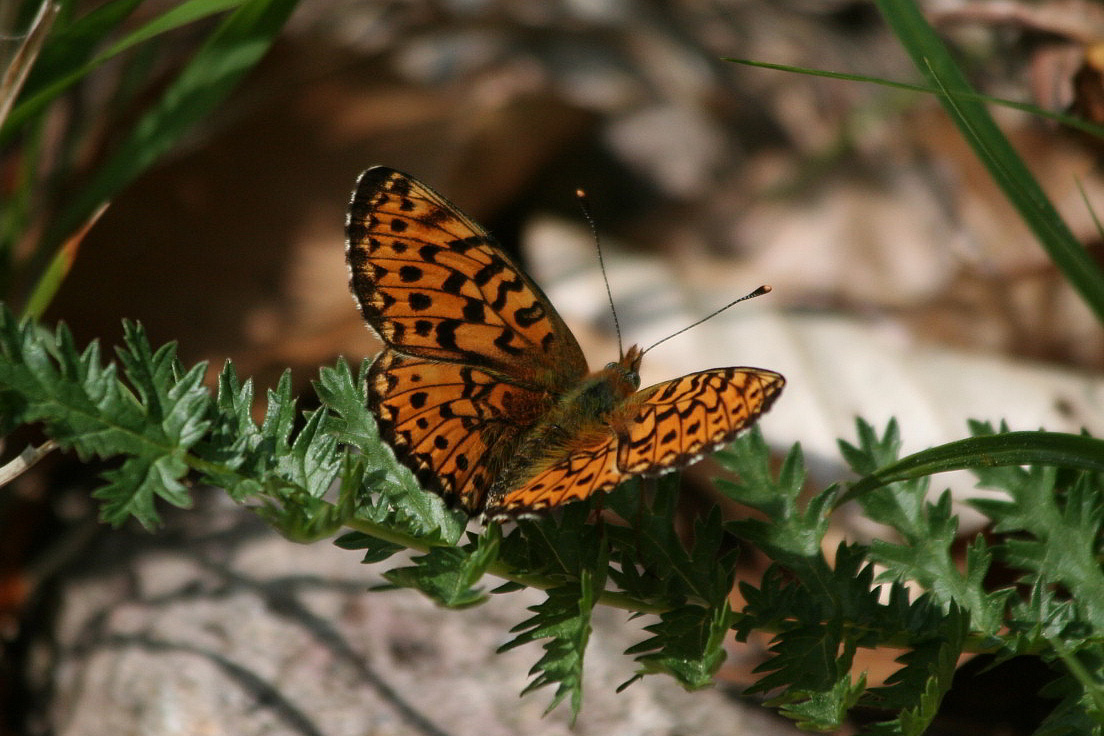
[
  {"x1": 538, "y1": 343, "x2": 643, "y2": 440},
  {"x1": 487, "y1": 346, "x2": 644, "y2": 499}
]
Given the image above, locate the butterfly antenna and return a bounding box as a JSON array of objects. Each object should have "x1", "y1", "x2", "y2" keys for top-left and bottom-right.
[
  {"x1": 576, "y1": 188, "x2": 624, "y2": 358},
  {"x1": 641, "y1": 284, "x2": 773, "y2": 357}
]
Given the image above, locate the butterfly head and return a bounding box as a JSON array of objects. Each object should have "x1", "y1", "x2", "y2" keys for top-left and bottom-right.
[{"x1": 602, "y1": 344, "x2": 643, "y2": 397}]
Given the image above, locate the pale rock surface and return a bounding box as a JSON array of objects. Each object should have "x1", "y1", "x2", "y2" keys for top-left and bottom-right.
[{"x1": 25, "y1": 494, "x2": 800, "y2": 736}]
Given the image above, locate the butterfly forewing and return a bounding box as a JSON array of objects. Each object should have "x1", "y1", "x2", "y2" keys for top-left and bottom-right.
[
  {"x1": 615, "y1": 368, "x2": 785, "y2": 474},
  {"x1": 347, "y1": 167, "x2": 588, "y2": 388}
]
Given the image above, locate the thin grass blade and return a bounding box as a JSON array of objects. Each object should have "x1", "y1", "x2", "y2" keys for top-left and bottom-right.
[{"x1": 875, "y1": 0, "x2": 1104, "y2": 324}]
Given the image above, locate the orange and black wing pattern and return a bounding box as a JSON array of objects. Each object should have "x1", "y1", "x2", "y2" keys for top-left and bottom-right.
[
  {"x1": 487, "y1": 434, "x2": 622, "y2": 519},
  {"x1": 615, "y1": 367, "x2": 785, "y2": 475},
  {"x1": 487, "y1": 368, "x2": 784, "y2": 518},
  {"x1": 347, "y1": 166, "x2": 786, "y2": 519},
  {"x1": 367, "y1": 352, "x2": 548, "y2": 510},
  {"x1": 347, "y1": 167, "x2": 587, "y2": 511},
  {"x1": 346, "y1": 166, "x2": 588, "y2": 389}
]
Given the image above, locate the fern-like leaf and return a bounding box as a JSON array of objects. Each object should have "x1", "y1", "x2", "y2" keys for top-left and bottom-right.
[
  {"x1": 0, "y1": 310, "x2": 210, "y2": 527},
  {"x1": 622, "y1": 600, "x2": 734, "y2": 691},
  {"x1": 498, "y1": 565, "x2": 605, "y2": 719},
  {"x1": 381, "y1": 527, "x2": 500, "y2": 608}
]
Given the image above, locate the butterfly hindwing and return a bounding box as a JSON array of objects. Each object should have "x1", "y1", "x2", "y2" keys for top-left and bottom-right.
[
  {"x1": 488, "y1": 368, "x2": 785, "y2": 517},
  {"x1": 489, "y1": 434, "x2": 622, "y2": 519},
  {"x1": 369, "y1": 351, "x2": 547, "y2": 511},
  {"x1": 347, "y1": 167, "x2": 588, "y2": 391},
  {"x1": 615, "y1": 367, "x2": 785, "y2": 474}
]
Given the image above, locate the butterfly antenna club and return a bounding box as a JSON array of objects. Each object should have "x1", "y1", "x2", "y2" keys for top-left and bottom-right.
[
  {"x1": 641, "y1": 284, "x2": 773, "y2": 357},
  {"x1": 577, "y1": 187, "x2": 624, "y2": 359}
]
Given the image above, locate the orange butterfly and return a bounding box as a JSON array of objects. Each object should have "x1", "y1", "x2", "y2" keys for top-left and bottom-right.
[{"x1": 346, "y1": 167, "x2": 784, "y2": 521}]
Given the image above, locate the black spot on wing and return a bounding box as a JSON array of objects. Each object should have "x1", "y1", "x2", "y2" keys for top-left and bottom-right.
[
  {"x1": 514, "y1": 302, "x2": 545, "y2": 327},
  {"x1": 491, "y1": 275, "x2": 525, "y2": 311},
  {"x1": 442, "y1": 271, "x2": 466, "y2": 295},
  {"x1": 473, "y1": 257, "x2": 504, "y2": 287},
  {"x1": 449, "y1": 235, "x2": 484, "y2": 253},
  {"x1": 462, "y1": 297, "x2": 486, "y2": 323},
  {"x1": 435, "y1": 319, "x2": 461, "y2": 352},
  {"x1": 493, "y1": 329, "x2": 523, "y2": 356},
  {"x1": 419, "y1": 244, "x2": 443, "y2": 262}
]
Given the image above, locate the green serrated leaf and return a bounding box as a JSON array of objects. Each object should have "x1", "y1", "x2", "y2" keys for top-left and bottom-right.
[
  {"x1": 197, "y1": 360, "x2": 258, "y2": 487},
  {"x1": 624, "y1": 600, "x2": 734, "y2": 690},
  {"x1": 864, "y1": 602, "x2": 970, "y2": 735},
  {"x1": 740, "y1": 544, "x2": 890, "y2": 707},
  {"x1": 868, "y1": 496, "x2": 1007, "y2": 636},
  {"x1": 714, "y1": 426, "x2": 806, "y2": 518},
  {"x1": 1037, "y1": 651, "x2": 1104, "y2": 736},
  {"x1": 333, "y1": 530, "x2": 404, "y2": 564},
  {"x1": 603, "y1": 475, "x2": 734, "y2": 607},
  {"x1": 840, "y1": 418, "x2": 933, "y2": 540},
  {"x1": 778, "y1": 672, "x2": 866, "y2": 731},
  {"x1": 501, "y1": 574, "x2": 601, "y2": 718},
  {"x1": 314, "y1": 357, "x2": 380, "y2": 449},
  {"x1": 752, "y1": 620, "x2": 849, "y2": 695},
  {"x1": 720, "y1": 434, "x2": 826, "y2": 564},
  {"x1": 969, "y1": 442, "x2": 1104, "y2": 632},
  {"x1": 383, "y1": 528, "x2": 500, "y2": 608},
  {"x1": 498, "y1": 499, "x2": 600, "y2": 581},
  {"x1": 0, "y1": 311, "x2": 213, "y2": 527},
  {"x1": 276, "y1": 407, "x2": 339, "y2": 499},
  {"x1": 93, "y1": 452, "x2": 192, "y2": 527},
  {"x1": 498, "y1": 530, "x2": 609, "y2": 719},
  {"x1": 259, "y1": 369, "x2": 296, "y2": 449}
]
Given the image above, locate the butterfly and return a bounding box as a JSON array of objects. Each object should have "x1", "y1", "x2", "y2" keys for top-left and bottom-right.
[{"x1": 346, "y1": 166, "x2": 785, "y2": 521}]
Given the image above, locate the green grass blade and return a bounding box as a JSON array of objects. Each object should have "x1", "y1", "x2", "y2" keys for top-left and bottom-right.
[
  {"x1": 841, "y1": 431, "x2": 1104, "y2": 503},
  {"x1": 722, "y1": 57, "x2": 1104, "y2": 141},
  {"x1": 22, "y1": 0, "x2": 298, "y2": 317},
  {"x1": 20, "y1": 204, "x2": 105, "y2": 320},
  {"x1": 875, "y1": 0, "x2": 1104, "y2": 324},
  {"x1": 1, "y1": 0, "x2": 248, "y2": 144},
  {"x1": 0, "y1": 1, "x2": 59, "y2": 131},
  {"x1": 15, "y1": 0, "x2": 141, "y2": 106}
]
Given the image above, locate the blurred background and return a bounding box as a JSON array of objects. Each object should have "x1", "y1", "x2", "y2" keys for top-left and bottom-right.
[{"x1": 3, "y1": 0, "x2": 1104, "y2": 733}]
